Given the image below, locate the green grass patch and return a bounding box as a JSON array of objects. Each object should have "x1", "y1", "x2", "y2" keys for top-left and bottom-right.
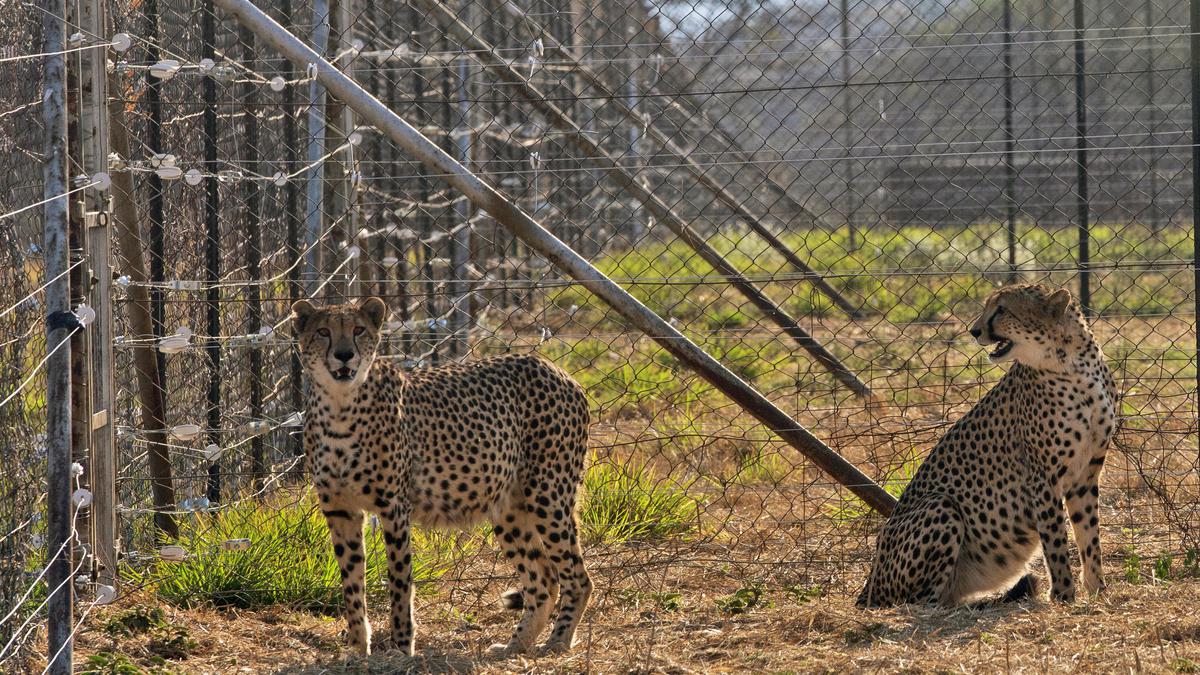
[
  {"x1": 580, "y1": 459, "x2": 699, "y2": 544},
  {"x1": 547, "y1": 223, "x2": 1193, "y2": 327},
  {"x1": 129, "y1": 498, "x2": 472, "y2": 611}
]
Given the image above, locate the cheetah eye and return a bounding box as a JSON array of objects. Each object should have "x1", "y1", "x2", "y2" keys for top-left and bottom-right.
[
  {"x1": 353, "y1": 326, "x2": 365, "y2": 336},
  {"x1": 316, "y1": 328, "x2": 330, "y2": 338}
]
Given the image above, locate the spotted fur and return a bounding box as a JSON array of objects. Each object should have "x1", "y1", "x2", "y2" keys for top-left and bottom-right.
[
  {"x1": 857, "y1": 284, "x2": 1117, "y2": 607},
  {"x1": 292, "y1": 298, "x2": 592, "y2": 657}
]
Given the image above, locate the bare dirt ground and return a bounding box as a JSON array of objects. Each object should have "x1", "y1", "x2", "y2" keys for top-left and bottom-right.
[{"x1": 70, "y1": 574, "x2": 1200, "y2": 674}]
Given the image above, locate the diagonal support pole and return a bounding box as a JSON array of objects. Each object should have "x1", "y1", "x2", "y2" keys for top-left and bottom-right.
[
  {"x1": 404, "y1": 0, "x2": 871, "y2": 397},
  {"x1": 497, "y1": 1, "x2": 861, "y2": 319},
  {"x1": 211, "y1": 0, "x2": 895, "y2": 514}
]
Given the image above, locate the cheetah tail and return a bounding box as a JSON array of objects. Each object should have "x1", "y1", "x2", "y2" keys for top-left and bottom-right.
[
  {"x1": 999, "y1": 573, "x2": 1040, "y2": 603},
  {"x1": 501, "y1": 589, "x2": 524, "y2": 611}
]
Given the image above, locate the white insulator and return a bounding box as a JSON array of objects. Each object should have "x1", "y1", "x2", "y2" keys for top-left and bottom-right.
[
  {"x1": 169, "y1": 423, "x2": 202, "y2": 441},
  {"x1": 73, "y1": 304, "x2": 96, "y2": 327},
  {"x1": 272, "y1": 171, "x2": 287, "y2": 186},
  {"x1": 156, "y1": 166, "x2": 183, "y2": 181},
  {"x1": 269, "y1": 76, "x2": 286, "y2": 92},
  {"x1": 109, "y1": 33, "x2": 132, "y2": 53},
  {"x1": 70, "y1": 462, "x2": 84, "y2": 477},
  {"x1": 158, "y1": 326, "x2": 192, "y2": 354},
  {"x1": 149, "y1": 59, "x2": 181, "y2": 80},
  {"x1": 184, "y1": 169, "x2": 203, "y2": 185},
  {"x1": 221, "y1": 538, "x2": 251, "y2": 552},
  {"x1": 95, "y1": 584, "x2": 117, "y2": 605},
  {"x1": 91, "y1": 172, "x2": 112, "y2": 191},
  {"x1": 72, "y1": 488, "x2": 93, "y2": 508},
  {"x1": 158, "y1": 545, "x2": 187, "y2": 562},
  {"x1": 202, "y1": 443, "x2": 222, "y2": 462}
]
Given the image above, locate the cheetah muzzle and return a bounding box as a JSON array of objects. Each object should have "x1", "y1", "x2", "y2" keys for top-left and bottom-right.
[
  {"x1": 858, "y1": 283, "x2": 1117, "y2": 607},
  {"x1": 292, "y1": 297, "x2": 593, "y2": 657}
]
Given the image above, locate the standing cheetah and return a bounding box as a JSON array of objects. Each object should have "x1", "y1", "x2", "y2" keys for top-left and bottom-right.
[
  {"x1": 292, "y1": 297, "x2": 592, "y2": 656},
  {"x1": 857, "y1": 284, "x2": 1117, "y2": 607}
]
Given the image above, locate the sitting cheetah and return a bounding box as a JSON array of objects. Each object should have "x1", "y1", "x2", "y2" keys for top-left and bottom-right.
[
  {"x1": 857, "y1": 284, "x2": 1117, "y2": 607},
  {"x1": 291, "y1": 297, "x2": 592, "y2": 656}
]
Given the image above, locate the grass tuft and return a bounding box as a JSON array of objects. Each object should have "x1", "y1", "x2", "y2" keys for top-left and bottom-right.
[
  {"x1": 128, "y1": 497, "x2": 471, "y2": 611},
  {"x1": 580, "y1": 460, "x2": 699, "y2": 544}
]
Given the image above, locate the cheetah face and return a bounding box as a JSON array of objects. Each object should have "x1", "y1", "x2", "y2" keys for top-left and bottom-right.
[
  {"x1": 291, "y1": 297, "x2": 387, "y2": 391},
  {"x1": 969, "y1": 284, "x2": 1076, "y2": 369}
]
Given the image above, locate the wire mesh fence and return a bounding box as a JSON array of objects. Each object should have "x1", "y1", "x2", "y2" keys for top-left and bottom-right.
[{"x1": 2, "y1": 0, "x2": 1200, "y2": 669}]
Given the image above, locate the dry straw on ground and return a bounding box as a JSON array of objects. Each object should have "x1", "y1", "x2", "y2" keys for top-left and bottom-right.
[{"x1": 64, "y1": 572, "x2": 1200, "y2": 674}]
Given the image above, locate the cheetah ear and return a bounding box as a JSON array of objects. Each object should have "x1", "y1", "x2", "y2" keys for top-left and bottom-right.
[
  {"x1": 1047, "y1": 288, "x2": 1072, "y2": 317},
  {"x1": 291, "y1": 300, "x2": 317, "y2": 333},
  {"x1": 358, "y1": 296, "x2": 387, "y2": 330}
]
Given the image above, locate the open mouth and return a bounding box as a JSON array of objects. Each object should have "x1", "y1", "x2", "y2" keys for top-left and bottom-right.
[
  {"x1": 989, "y1": 339, "x2": 1013, "y2": 359},
  {"x1": 332, "y1": 367, "x2": 354, "y2": 381}
]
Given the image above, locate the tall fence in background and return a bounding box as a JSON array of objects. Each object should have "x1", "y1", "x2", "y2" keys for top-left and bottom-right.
[{"x1": 2, "y1": 0, "x2": 1200, "y2": 669}]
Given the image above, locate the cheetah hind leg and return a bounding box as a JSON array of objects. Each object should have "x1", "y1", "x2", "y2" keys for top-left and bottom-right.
[
  {"x1": 487, "y1": 510, "x2": 556, "y2": 657},
  {"x1": 857, "y1": 493, "x2": 965, "y2": 607}
]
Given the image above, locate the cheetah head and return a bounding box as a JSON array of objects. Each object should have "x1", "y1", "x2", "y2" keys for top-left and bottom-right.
[
  {"x1": 969, "y1": 284, "x2": 1088, "y2": 371},
  {"x1": 291, "y1": 297, "x2": 387, "y2": 391}
]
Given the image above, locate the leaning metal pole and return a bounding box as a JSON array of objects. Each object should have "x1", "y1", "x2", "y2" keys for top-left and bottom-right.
[
  {"x1": 211, "y1": 0, "x2": 896, "y2": 515},
  {"x1": 406, "y1": 0, "x2": 872, "y2": 397},
  {"x1": 495, "y1": 0, "x2": 861, "y2": 318}
]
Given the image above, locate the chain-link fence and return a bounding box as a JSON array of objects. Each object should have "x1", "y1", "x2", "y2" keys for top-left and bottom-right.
[{"x1": 3, "y1": 0, "x2": 1200, "y2": 669}]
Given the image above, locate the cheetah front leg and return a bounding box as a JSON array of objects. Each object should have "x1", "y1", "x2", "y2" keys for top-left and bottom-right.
[
  {"x1": 1065, "y1": 455, "x2": 1106, "y2": 595},
  {"x1": 325, "y1": 508, "x2": 371, "y2": 654},
  {"x1": 1027, "y1": 479, "x2": 1076, "y2": 603},
  {"x1": 379, "y1": 503, "x2": 416, "y2": 655}
]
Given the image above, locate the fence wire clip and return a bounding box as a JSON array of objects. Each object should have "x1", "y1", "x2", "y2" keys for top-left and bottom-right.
[{"x1": 46, "y1": 310, "x2": 83, "y2": 333}]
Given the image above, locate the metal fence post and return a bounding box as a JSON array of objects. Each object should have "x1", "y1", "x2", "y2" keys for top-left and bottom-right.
[
  {"x1": 202, "y1": 0, "x2": 223, "y2": 505},
  {"x1": 42, "y1": 0, "x2": 75, "y2": 670},
  {"x1": 240, "y1": 21, "x2": 266, "y2": 490},
  {"x1": 1074, "y1": 0, "x2": 1091, "y2": 314},
  {"x1": 1146, "y1": 0, "x2": 1160, "y2": 232},
  {"x1": 81, "y1": 0, "x2": 116, "y2": 589},
  {"x1": 279, "y1": 0, "x2": 305, "y2": 461},
  {"x1": 1003, "y1": 0, "x2": 1017, "y2": 283},
  {"x1": 305, "y1": 0, "x2": 330, "y2": 298},
  {"x1": 1190, "y1": 0, "x2": 1200, "y2": 411},
  {"x1": 449, "y1": 0, "x2": 474, "y2": 358},
  {"x1": 839, "y1": 0, "x2": 857, "y2": 252},
  {"x1": 143, "y1": 0, "x2": 168, "y2": 405}
]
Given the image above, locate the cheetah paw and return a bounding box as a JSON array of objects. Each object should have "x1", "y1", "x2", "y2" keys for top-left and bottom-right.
[
  {"x1": 486, "y1": 643, "x2": 516, "y2": 658},
  {"x1": 1051, "y1": 589, "x2": 1076, "y2": 604},
  {"x1": 537, "y1": 640, "x2": 571, "y2": 656},
  {"x1": 384, "y1": 639, "x2": 415, "y2": 657}
]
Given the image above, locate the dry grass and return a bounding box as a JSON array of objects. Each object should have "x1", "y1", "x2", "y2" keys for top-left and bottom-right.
[{"x1": 69, "y1": 574, "x2": 1200, "y2": 673}]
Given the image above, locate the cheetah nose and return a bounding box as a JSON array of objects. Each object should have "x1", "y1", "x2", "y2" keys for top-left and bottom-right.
[
  {"x1": 334, "y1": 349, "x2": 354, "y2": 363},
  {"x1": 969, "y1": 327, "x2": 981, "y2": 339}
]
